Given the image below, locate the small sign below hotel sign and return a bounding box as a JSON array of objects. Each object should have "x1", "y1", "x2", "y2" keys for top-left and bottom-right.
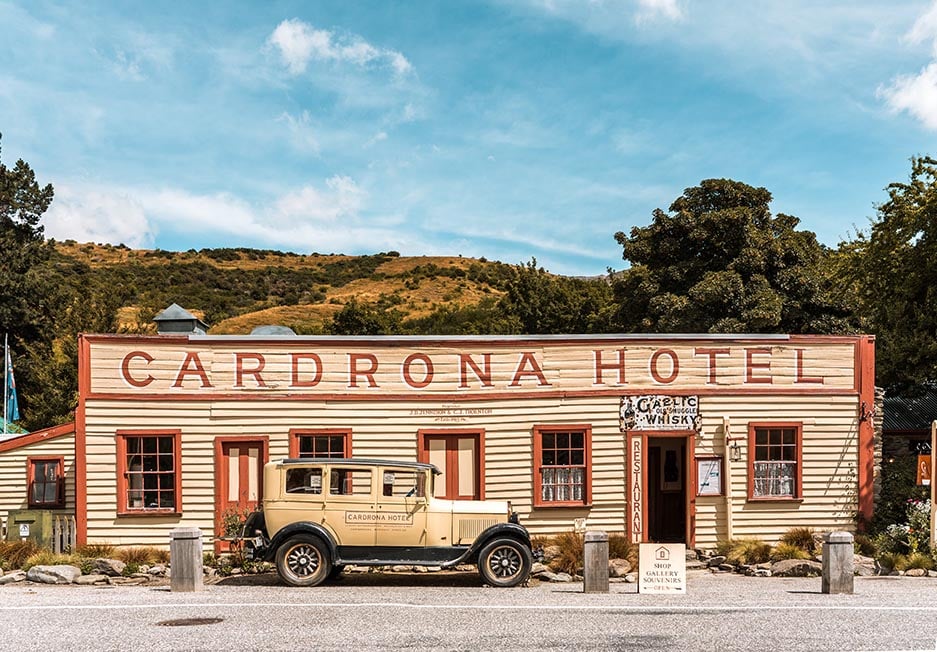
[
  {"x1": 620, "y1": 395, "x2": 700, "y2": 431},
  {"x1": 638, "y1": 543, "x2": 687, "y2": 594}
]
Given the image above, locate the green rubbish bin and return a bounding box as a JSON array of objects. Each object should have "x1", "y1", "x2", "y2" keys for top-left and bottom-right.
[{"x1": 5, "y1": 510, "x2": 54, "y2": 547}]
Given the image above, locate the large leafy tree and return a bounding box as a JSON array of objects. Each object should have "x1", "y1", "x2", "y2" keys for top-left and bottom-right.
[
  {"x1": 850, "y1": 156, "x2": 937, "y2": 389},
  {"x1": 608, "y1": 178, "x2": 854, "y2": 334}
]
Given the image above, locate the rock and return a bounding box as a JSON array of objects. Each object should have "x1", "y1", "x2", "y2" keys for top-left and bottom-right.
[
  {"x1": 531, "y1": 562, "x2": 551, "y2": 577},
  {"x1": 550, "y1": 572, "x2": 573, "y2": 583},
  {"x1": 425, "y1": 566, "x2": 441, "y2": 572},
  {"x1": 0, "y1": 571, "x2": 26, "y2": 585},
  {"x1": 718, "y1": 563, "x2": 736, "y2": 572},
  {"x1": 109, "y1": 576, "x2": 147, "y2": 585},
  {"x1": 608, "y1": 558, "x2": 632, "y2": 578},
  {"x1": 853, "y1": 555, "x2": 877, "y2": 577},
  {"x1": 229, "y1": 568, "x2": 242, "y2": 576},
  {"x1": 391, "y1": 565, "x2": 413, "y2": 573},
  {"x1": 707, "y1": 556, "x2": 726, "y2": 567},
  {"x1": 347, "y1": 566, "x2": 369, "y2": 573},
  {"x1": 624, "y1": 573, "x2": 637, "y2": 583},
  {"x1": 756, "y1": 562, "x2": 773, "y2": 570},
  {"x1": 686, "y1": 560, "x2": 706, "y2": 571},
  {"x1": 412, "y1": 566, "x2": 428, "y2": 573},
  {"x1": 148, "y1": 564, "x2": 168, "y2": 576},
  {"x1": 455, "y1": 564, "x2": 475, "y2": 572},
  {"x1": 27, "y1": 565, "x2": 82, "y2": 584},
  {"x1": 905, "y1": 568, "x2": 927, "y2": 577},
  {"x1": 685, "y1": 549, "x2": 699, "y2": 561},
  {"x1": 753, "y1": 569, "x2": 772, "y2": 577},
  {"x1": 94, "y1": 558, "x2": 126, "y2": 577},
  {"x1": 771, "y1": 559, "x2": 822, "y2": 577},
  {"x1": 928, "y1": 570, "x2": 937, "y2": 578},
  {"x1": 76, "y1": 574, "x2": 110, "y2": 585}
]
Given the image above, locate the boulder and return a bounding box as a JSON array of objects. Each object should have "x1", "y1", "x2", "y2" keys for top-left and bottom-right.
[
  {"x1": 685, "y1": 549, "x2": 699, "y2": 561},
  {"x1": 624, "y1": 573, "x2": 637, "y2": 583},
  {"x1": 148, "y1": 564, "x2": 168, "y2": 576},
  {"x1": 853, "y1": 555, "x2": 877, "y2": 577},
  {"x1": 0, "y1": 571, "x2": 26, "y2": 585},
  {"x1": 75, "y1": 574, "x2": 110, "y2": 586},
  {"x1": 905, "y1": 568, "x2": 927, "y2": 577},
  {"x1": 608, "y1": 558, "x2": 632, "y2": 578},
  {"x1": 94, "y1": 558, "x2": 126, "y2": 577},
  {"x1": 717, "y1": 563, "x2": 736, "y2": 572},
  {"x1": 548, "y1": 572, "x2": 573, "y2": 583},
  {"x1": 707, "y1": 555, "x2": 727, "y2": 567},
  {"x1": 771, "y1": 559, "x2": 822, "y2": 577},
  {"x1": 27, "y1": 565, "x2": 82, "y2": 584},
  {"x1": 531, "y1": 562, "x2": 551, "y2": 577}
]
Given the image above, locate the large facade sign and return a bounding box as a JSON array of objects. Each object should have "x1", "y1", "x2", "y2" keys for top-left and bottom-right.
[
  {"x1": 619, "y1": 395, "x2": 700, "y2": 431},
  {"x1": 84, "y1": 336, "x2": 858, "y2": 398}
]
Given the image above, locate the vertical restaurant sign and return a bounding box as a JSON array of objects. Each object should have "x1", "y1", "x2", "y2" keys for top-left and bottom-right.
[
  {"x1": 620, "y1": 395, "x2": 700, "y2": 431},
  {"x1": 631, "y1": 436, "x2": 642, "y2": 542}
]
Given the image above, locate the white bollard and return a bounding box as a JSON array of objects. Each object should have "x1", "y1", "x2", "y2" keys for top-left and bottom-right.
[{"x1": 170, "y1": 527, "x2": 204, "y2": 592}]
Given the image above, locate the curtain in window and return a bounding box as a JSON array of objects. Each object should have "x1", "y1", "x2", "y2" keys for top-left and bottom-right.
[
  {"x1": 541, "y1": 467, "x2": 585, "y2": 502},
  {"x1": 752, "y1": 461, "x2": 795, "y2": 497}
]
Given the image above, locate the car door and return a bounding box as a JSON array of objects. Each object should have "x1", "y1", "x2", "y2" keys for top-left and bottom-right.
[
  {"x1": 373, "y1": 465, "x2": 428, "y2": 549},
  {"x1": 322, "y1": 465, "x2": 377, "y2": 547}
]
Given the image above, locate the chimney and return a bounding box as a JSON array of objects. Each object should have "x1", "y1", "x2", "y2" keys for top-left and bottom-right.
[{"x1": 153, "y1": 303, "x2": 209, "y2": 335}]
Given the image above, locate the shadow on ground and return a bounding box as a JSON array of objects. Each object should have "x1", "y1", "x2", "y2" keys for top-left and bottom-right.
[{"x1": 214, "y1": 571, "x2": 486, "y2": 588}]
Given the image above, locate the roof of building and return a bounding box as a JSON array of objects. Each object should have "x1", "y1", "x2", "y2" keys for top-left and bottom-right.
[{"x1": 884, "y1": 386, "x2": 937, "y2": 432}]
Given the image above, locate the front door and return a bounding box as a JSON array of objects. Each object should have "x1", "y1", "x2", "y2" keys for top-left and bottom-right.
[
  {"x1": 420, "y1": 432, "x2": 483, "y2": 500},
  {"x1": 214, "y1": 438, "x2": 268, "y2": 552},
  {"x1": 646, "y1": 436, "x2": 690, "y2": 544}
]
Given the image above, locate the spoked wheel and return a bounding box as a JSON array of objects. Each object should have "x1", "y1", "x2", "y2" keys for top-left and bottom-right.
[
  {"x1": 478, "y1": 538, "x2": 532, "y2": 587},
  {"x1": 276, "y1": 535, "x2": 331, "y2": 587}
]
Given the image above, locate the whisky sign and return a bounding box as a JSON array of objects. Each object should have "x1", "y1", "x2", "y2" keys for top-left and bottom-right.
[{"x1": 620, "y1": 395, "x2": 700, "y2": 431}]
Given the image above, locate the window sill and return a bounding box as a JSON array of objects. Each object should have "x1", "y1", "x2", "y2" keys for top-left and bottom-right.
[
  {"x1": 745, "y1": 497, "x2": 803, "y2": 503},
  {"x1": 117, "y1": 509, "x2": 182, "y2": 517},
  {"x1": 532, "y1": 502, "x2": 592, "y2": 509}
]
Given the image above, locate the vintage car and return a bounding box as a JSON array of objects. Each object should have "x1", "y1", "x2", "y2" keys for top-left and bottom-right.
[{"x1": 241, "y1": 458, "x2": 533, "y2": 587}]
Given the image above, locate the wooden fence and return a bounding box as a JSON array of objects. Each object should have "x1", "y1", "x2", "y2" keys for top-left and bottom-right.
[{"x1": 52, "y1": 514, "x2": 77, "y2": 553}]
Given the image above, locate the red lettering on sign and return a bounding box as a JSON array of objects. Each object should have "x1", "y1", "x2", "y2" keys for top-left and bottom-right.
[
  {"x1": 694, "y1": 348, "x2": 730, "y2": 384},
  {"x1": 649, "y1": 349, "x2": 679, "y2": 384},
  {"x1": 459, "y1": 353, "x2": 493, "y2": 388},
  {"x1": 509, "y1": 352, "x2": 551, "y2": 387},
  {"x1": 745, "y1": 348, "x2": 772, "y2": 384},
  {"x1": 234, "y1": 353, "x2": 267, "y2": 388},
  {"x1": 290, "y1": 353, "x2": 323, "y2": 388},
  {"x1": 121, "y1": 351, "x2": 155, "y2": 388},
  {"x1": 348, "y1": 353, "x2": 379, "y2": 388},
  {"x1": 594, "y1": 349, "x2": 627, "y2": 385},
  {"x1": 402, "y1": 353, "x2": 434, "y2": 389},
  {"x1": 794, "y1": 348, "x2": 823, "y2": 384},
  {"x1": 172, "y1": 352, "x2": 213, "y2": 388}
]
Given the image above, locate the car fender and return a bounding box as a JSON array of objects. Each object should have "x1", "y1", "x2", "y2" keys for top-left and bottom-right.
[
  {"x1": 263, "y1": 522, "x2": 338, "y2": 563},
  {"x1": 463, "y1": 522, "x2": 532, "y2": 562}
]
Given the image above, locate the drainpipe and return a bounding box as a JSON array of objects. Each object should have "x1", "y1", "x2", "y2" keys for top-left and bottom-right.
[{"x1": 724, "y1": 416, "x2": 734, "y2": 541}]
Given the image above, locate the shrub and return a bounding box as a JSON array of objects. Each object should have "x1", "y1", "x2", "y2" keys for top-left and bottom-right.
[
  {"x1": 854, "y1": 534, "x2": 876, "y2": 557},
  {"x1": 714, "y1": 539, "x2": 738, "y2": 558},
  {"x1": 75, "y1": 543, "x2": 116, "y2": 559},
  {"x1": 114, "y1": 546, "x2": 164, "y2": 566},
  {"x1": 905, "y1": 552, "x2": 934, "y2": 571},
  {"x1": 0, "y1": 540, "x2": 41, "y2": 570},
  {"x1": 771, "y1": 542, "x2": 810, "y2": 561},
  {"x1": 779, "y1": 527, "x2": 816, "y2": 554},
  {"x1": 725, "y1": 539, "x2": 772, "y2": 565},
  {"x1": 608, "y1": 533, "x2": 638, "y2": 567},
  {"x1": 878, "y1": 552, "x2": 908, "y2": 572},
  {"x1": 22, "y1": 551, "x2": 79, "y2": 571},
  {"x1": 549, "y1": 531, "x2": 583, "y2": 575}
]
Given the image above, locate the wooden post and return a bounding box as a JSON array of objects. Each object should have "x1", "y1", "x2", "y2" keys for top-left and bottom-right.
[
  {"x1": 583, "y1": 530, "x2": 609, "y2": 593},
  {"x1": 170, "y1": 527, "x2": 204, "y2": 592},
  {"x1": 723, "y1": 416, "x2": 734, "y2": 541},
  {"x1": 821, "y1": 531, "x2": 854, "y2": 595}
]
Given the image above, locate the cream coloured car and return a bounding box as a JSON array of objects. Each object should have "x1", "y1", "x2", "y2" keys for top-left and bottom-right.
[{"x1": 242, "y1": 458, "x2": 533, "y2": 588}]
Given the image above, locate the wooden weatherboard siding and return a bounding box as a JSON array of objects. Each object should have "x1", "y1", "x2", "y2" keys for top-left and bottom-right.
[{"x1": 75, "y1": 333, "x2": 873, "y2": 548}]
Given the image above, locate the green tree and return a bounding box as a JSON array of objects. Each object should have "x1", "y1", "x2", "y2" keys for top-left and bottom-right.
[
  {"x1": 608, "y1": 178, "x2": 854, "y2": 334},
  {"x1": 327, "y1": 299, "x2": 403, "y2": 335},
  {"x1": 850, "y1": 156, "x2": 937, "y2": 389},
  {"x1": 0, "y1": 135, "x2": 54, "y2": 342}
]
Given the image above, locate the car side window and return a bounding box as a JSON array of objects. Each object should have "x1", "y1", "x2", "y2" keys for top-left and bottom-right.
[
  {"x1": 286, "y1": 467, "x2": 323, "y2": 494},
  {"x1": 329, "y1": 469, "x2": 372, "y2": 496},
  {"x1": 381, "y1": 470, "x2": 425, "y2": 498}
]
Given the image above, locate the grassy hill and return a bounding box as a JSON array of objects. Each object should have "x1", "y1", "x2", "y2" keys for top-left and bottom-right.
[{"x1": 53, "y1": 241, "x2": 518, "y2": 334}]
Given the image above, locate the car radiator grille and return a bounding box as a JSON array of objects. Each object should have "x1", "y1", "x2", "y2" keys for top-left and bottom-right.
[{"x1": 458, "y1": 518, "x2": 498, "y2": 542}]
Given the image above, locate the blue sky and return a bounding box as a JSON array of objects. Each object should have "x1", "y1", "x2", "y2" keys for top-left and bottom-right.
[{"x1": 2, "y1": 1, "x2": 937, "y2": 276}]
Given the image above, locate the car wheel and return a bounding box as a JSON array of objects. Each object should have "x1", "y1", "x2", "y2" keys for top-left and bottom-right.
[
  {"x1": 478, "y1": 538, "x2": 532, "y2": 587},
  {"x1": 276, "y1": 535, "x2": 331, "y2": 587}
]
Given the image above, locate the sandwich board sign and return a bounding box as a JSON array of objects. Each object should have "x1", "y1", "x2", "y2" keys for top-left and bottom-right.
[{"x1": 638, "y1": 543, "x2": 686, "y2": 594}]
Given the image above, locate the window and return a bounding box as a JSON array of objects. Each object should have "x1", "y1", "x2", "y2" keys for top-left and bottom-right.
[
  {"x1": 117, "y1": 430, "x2": 182, "y2": 514},
  {"x1": 28, "y1": 457, "x2": 65, "y2": 508},
  {"x1": 286, "y1": 467, "x2": 323, "y2": 494},
  {"x1": 381, "y1": 469, "x2": 425, "y2": 498},
  {"x1": 533, "y1": 425, "x2": 592, "y2": 507},
  {"x1": 289, "y1": 429, "x2": 351, "y2": 459},
  {"x1": 329, "y1": 468, "x2": 372, "y2": 496},
  {"x1": 748, "y1": 423, "x2": 802, "y2": 500}
]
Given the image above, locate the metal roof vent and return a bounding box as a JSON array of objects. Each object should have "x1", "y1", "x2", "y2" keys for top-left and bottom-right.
[
  {"x1": 153, "y1": 303, "x2": 209, "y2": 335},
  {"x1": 250, "y1": 325, "x2": 296, "y2": 336}
]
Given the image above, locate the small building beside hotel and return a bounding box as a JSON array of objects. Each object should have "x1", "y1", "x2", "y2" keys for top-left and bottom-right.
[{"x1": 0, "y1": 321, "x2": 879, "y2": 551}]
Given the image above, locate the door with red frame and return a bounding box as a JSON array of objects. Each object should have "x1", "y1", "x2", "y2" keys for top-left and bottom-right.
[
  {"x1": 215, "y1": 438, "x2": 267, "y2": 552},
  {"x1": 420, "y1": 432, "x2": 483, "y2": 500}
]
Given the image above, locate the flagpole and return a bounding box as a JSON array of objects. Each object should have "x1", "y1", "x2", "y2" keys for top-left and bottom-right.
[{"x1": 3, "y1": 333, "x2": 8, "y2": 437}]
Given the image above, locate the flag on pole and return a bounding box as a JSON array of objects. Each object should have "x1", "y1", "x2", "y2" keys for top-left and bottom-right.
[{"x1": 5, "y1": 338, "x2": 19, "y2": 423}]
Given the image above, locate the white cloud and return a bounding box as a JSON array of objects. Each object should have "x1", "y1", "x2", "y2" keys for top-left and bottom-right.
[
  {"x1": 881, "y1": 1, "x2": 937, "y2": 130},
  {"x1": 272, "y1": 176, "x2": 366, "y2": 224},
  {"x1": 267, "y1": 19, "x2": 412, "y2": 76},
  {"x1": 879, "y1": 63, "x2": 937, "y2": 130},
  {"x1": 44, "y1": 185, "x2": 155, "y2": 248},
  {"x1": 277, "y1": 110, "x2": 319, "y2": 153},
  {"x1": 364, "y1": 131, "x2": 388, "y2": 148},
  {"x1": 635, "y1": 0, "x2": 682, "y2": 24}
]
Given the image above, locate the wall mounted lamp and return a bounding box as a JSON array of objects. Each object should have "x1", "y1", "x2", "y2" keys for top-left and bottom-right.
[
  {"x1": 858, "y1": 401, "x2": 877, "y2": 423},
  {"x1": 728, "y1": 438, "x2": 742, "y2": 463}
]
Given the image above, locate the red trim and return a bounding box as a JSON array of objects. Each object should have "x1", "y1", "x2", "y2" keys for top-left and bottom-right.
[
  {"x1": 77, "y1": 335, "x2": 90, "y2": 545},
  {"x1": 746, "y1": 422, "x2": 803, "y2": 501},
  {"x1": 531, "y1": 424, "x2": 592, "y2": 508},
  {"x1": 115, "y1": 429, "x2": 183, "y2": 516},
  {"x1": 417, "y1": 429, "x2": 486, "y2": 500},
  {"x1": 639, "y1": 430, "x2": 695, "y2": 546},
  {"x1": 288, "y1": 429, "x2": 352, "y2": 458},
  {"x1": 83, "y1": 386, "x2": 862, "y2": 403},
  {"x1": 26, "y1": 455, "x2": 66, "y2": 509},
  {"x1": 213, "y1": 436, "x2": 269, "y2": 553},
  {"x1": 857, "y1": 335, "x2": 876, "y2": 526},
  {"x1": 0, "y1": 422, "x2": 75, "y2": 454}
]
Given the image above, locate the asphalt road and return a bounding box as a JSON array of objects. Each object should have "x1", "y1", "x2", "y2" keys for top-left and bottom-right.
[{"x1": 2, "y1": 570, "x2": 936, "y2": 651}]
